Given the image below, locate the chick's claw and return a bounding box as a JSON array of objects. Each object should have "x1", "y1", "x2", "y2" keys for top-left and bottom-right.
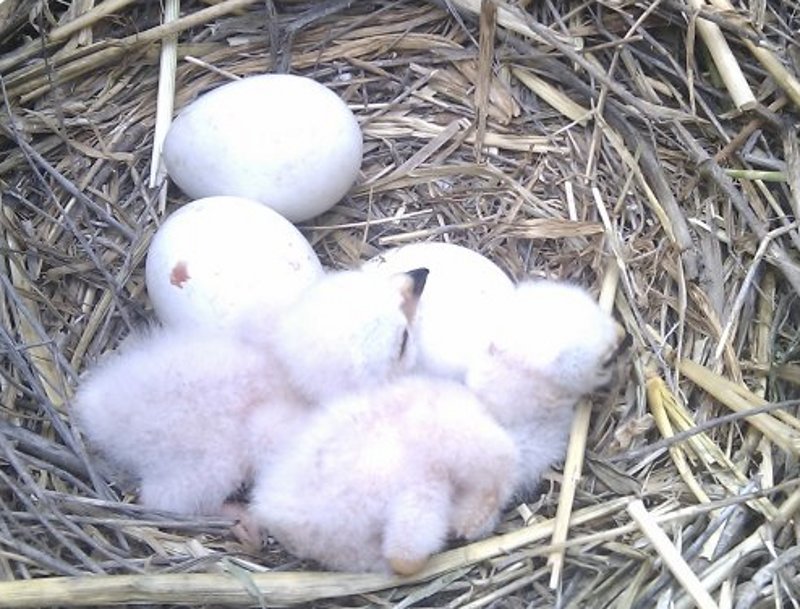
[
  {"x1": 221, "y1": 502, "x2": 263, "y2": 552},
  {"x1": 388, "y1": 556, "x2": 429, "y2": 577},
  {"x1": 451, "y1": 488, "x2": 500, "y2": 540}
]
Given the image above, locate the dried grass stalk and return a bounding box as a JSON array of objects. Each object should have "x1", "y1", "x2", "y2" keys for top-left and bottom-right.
[
  {"x1": 686, "y1": 0, "x2": 756, "y2": 110},
  {"x1": 706, "y1": 0, "x2": 800, "y2": 109},
  {"x1": 627, "y1": 499, "x2": 720, "y2": 609},
  {"x1": 148, "y1": 0, "x2": 180, "y2": 206},
  {"x1": 473, "y1": 0, "x2": 496, "y2": 158},
  {"x1": 646, "y1": 375, "x2": 710, "y2": 504},
  {"x1": 3, "y1": 2, "x2": 800, "y2": 607},
  {"x1": 678, "y1": 358, "x2": 800, "y2": 456},
  {"x1": 673, "y1": 488, "x2": 800, "y2": 609},
  {"x1": 548, "y1": 251, "x2": 620, "y2": 589},
  {"x1": 512, "y1": 67, "x2": 590, "y2": 125},
  {"x1": 0, "y1": 499, "x2": 629, "y2": 607}
]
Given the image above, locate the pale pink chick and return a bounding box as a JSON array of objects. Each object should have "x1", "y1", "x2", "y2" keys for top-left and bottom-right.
[
  {"x1": 466, "y1": 279, "x2": 623, "y2": 496},
  {"x1": 249, "y1": 375, "x2": 519, "y2": 575},
  {"x1": 72, "y1": 268, "x2": 428, "y2": 519},
  {"x1": 247, "y1": 267, "x2": 427, "y2": 404},
  {"x1": 73, "y1": 327, "x2": 293, "y2": 516}
]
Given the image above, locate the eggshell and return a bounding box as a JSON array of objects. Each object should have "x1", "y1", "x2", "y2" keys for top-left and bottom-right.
[
  {"x1": 145, "y1": 196, "x2": 323, "y2": 328},
  {"x1": 162, "y1": 74, "x2": 363, "y2": 223},
  {"x1": 364, "y1": 242, "x2": 514, "y2": 380}
]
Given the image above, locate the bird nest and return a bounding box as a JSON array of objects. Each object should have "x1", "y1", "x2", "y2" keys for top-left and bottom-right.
[{"x1": 2, "y1": 0, "x2": 800, "y2": 607}]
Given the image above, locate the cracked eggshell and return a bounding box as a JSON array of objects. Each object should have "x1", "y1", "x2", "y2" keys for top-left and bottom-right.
[
  {"x1": 163, "y1": 74, "x2": 363, "y2": 223},
  {"x1": 364, "y1": 242, "x2": 514, "y2": 381},
  {"x1": 145, "y1": 196, "x2": 323, "y2": 328}
]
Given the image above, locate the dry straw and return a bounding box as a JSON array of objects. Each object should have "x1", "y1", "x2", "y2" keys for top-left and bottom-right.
[{"x1": 2, "y1": 1, "x2": 800, "y2": 607}]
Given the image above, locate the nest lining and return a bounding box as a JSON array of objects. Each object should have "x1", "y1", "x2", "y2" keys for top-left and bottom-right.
[{"x1": 1, "y1": 0, "x2": 800, "y2": 607}]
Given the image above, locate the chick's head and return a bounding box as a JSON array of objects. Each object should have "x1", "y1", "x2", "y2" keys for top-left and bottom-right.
[
  {"x1": 468, "y1": 280, "x2": 622, "y2": 421},
  {"x1": 274, "y1": 267, "x2": 428, "y2": 402}
]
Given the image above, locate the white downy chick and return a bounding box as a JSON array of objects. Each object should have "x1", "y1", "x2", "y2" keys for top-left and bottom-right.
[
  {"x1": 466, "y1": 280, "x2": 622, "y2": 496},
  {"x1": 72, "y1": 268, "x2": 428, "y2": 518},
  {"x1": 254, "y1": 267, "x2": 428, "y2": 403},
  {"x1": 249, "y1": 376, "x2": 518, "y2": 575},
  {"x1": 72, "y1": 327, "x2": 292, "y2": 516},
  {"x1": 242, "y1": 267, "x2": 429, "y2": 478},
  {"x1": 362, "y1": 242, "x2": 515, "y2": 381}
]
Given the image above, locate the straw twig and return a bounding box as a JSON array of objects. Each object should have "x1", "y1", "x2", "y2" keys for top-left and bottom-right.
[
  {"x1": 148, "y1": 0, "x2": 180, "y2": 215},
  {"x1": 4, "y1": 0, "x2": 263, "y2": 100},
  {"x1": 705, "y1": 0, "x2": 800, "y2": 109},
  {"x1": 673, "y1": 488, "x2": 800, "y2": 609},
  {"x1": 547, "y1": 186, "x2": 621, "y2": 590},
  {"x1": 685, "y1": 0, "x2": 756, "y2": 111},
  {"x1": 0, "y1": 0, "x2": 141, "y2": 74},
  {"x1": 677, "y1": 358, "x2": 800, "y2": 456},
  {"x1": 473, "y1": 0, "x2": 495, "y2": 160},
  {"x1": 673, "y1": 121, "x2": 800, "y2": 297},
  {"x1": 614, "y1": 398, "x2": 800, "y2": 463},
  {"x1": 627, "y1": 499, "x2": 720, "y2": 609},
  {"x1": 4, "y1": 2, "x2": 800, "y2": 606},
  {"x1": 0, "y1": 499, "x2": 629, "y2": 607}
]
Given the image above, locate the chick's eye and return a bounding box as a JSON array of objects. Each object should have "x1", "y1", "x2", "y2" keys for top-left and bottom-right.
[{"x1": 398, "y1": 329, "x2": 409, "y2": 359}]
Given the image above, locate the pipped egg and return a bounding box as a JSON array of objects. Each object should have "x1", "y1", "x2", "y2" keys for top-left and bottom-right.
[
  {"x1": 145, "y1": 196, "x2": 323, "y2": 328},
  {"x1": 364, "y1": 242, "x2": 514, "y2": 380},
  {"x1": 163, "y1": 74, "x2": 363, "y2": 223}
]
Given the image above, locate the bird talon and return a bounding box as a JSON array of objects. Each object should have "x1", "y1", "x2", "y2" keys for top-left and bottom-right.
[{"x1": 388, "y1": 555, "x2": 429, "y2": 576}]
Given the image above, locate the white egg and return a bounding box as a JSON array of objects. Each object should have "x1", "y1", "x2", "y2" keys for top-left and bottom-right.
[
  {"x1": 163, "y1": 74, "x2": 363, "y2": 223},
  {"x1": 364, "y1": 242, "x2": 514, "y2": 380},
  {"x1": 145, "y1": 196, "x2": 323, "y2": 328}
]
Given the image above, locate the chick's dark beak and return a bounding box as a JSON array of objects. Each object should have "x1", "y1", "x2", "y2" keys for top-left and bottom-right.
[
  {"x1": 398, "y1": 267, "x2": 429, "y2": 324},
  {"x1": 405, "y1": 267, "x2": 429, "y2": 298}
]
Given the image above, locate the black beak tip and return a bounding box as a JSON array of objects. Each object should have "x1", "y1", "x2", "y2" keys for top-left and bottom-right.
[{"x1": 405, "y1": 267, "x2": 430, "y2": 297}]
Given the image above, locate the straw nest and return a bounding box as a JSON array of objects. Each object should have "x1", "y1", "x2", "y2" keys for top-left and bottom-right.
[{"x1": 2, "y1": 0, "x2": 800, "y2": 607}]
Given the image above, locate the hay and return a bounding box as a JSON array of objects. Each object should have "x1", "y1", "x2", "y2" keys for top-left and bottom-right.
[{"x1": 1, "y1": 0, "x2": 800, "y2": 606}]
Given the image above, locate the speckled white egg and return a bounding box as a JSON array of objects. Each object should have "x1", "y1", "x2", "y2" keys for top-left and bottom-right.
[
  {"x1": 145, "y1": 196, "x2": 323, "y2": 328},
  {"x1": 163, "y1": 74, "x2": 363, "y2": 223},
  {"x1": 364, "y1": 242, "x2": 514, "y2": 380}
]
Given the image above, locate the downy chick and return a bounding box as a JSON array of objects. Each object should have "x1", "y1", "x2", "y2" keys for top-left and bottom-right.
[
  {"x1": 466, "y1": 279, "x2": 623, "y2": 496},
  {"x1": 249, "y1": 376, "x2": 518, "y2": 575},
  {"x1": 249, "y1": 267, "x2": 427, "y2": 404},
  {"x1": 71, "y1": 268, "x2": 428, "y2": 518}
]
